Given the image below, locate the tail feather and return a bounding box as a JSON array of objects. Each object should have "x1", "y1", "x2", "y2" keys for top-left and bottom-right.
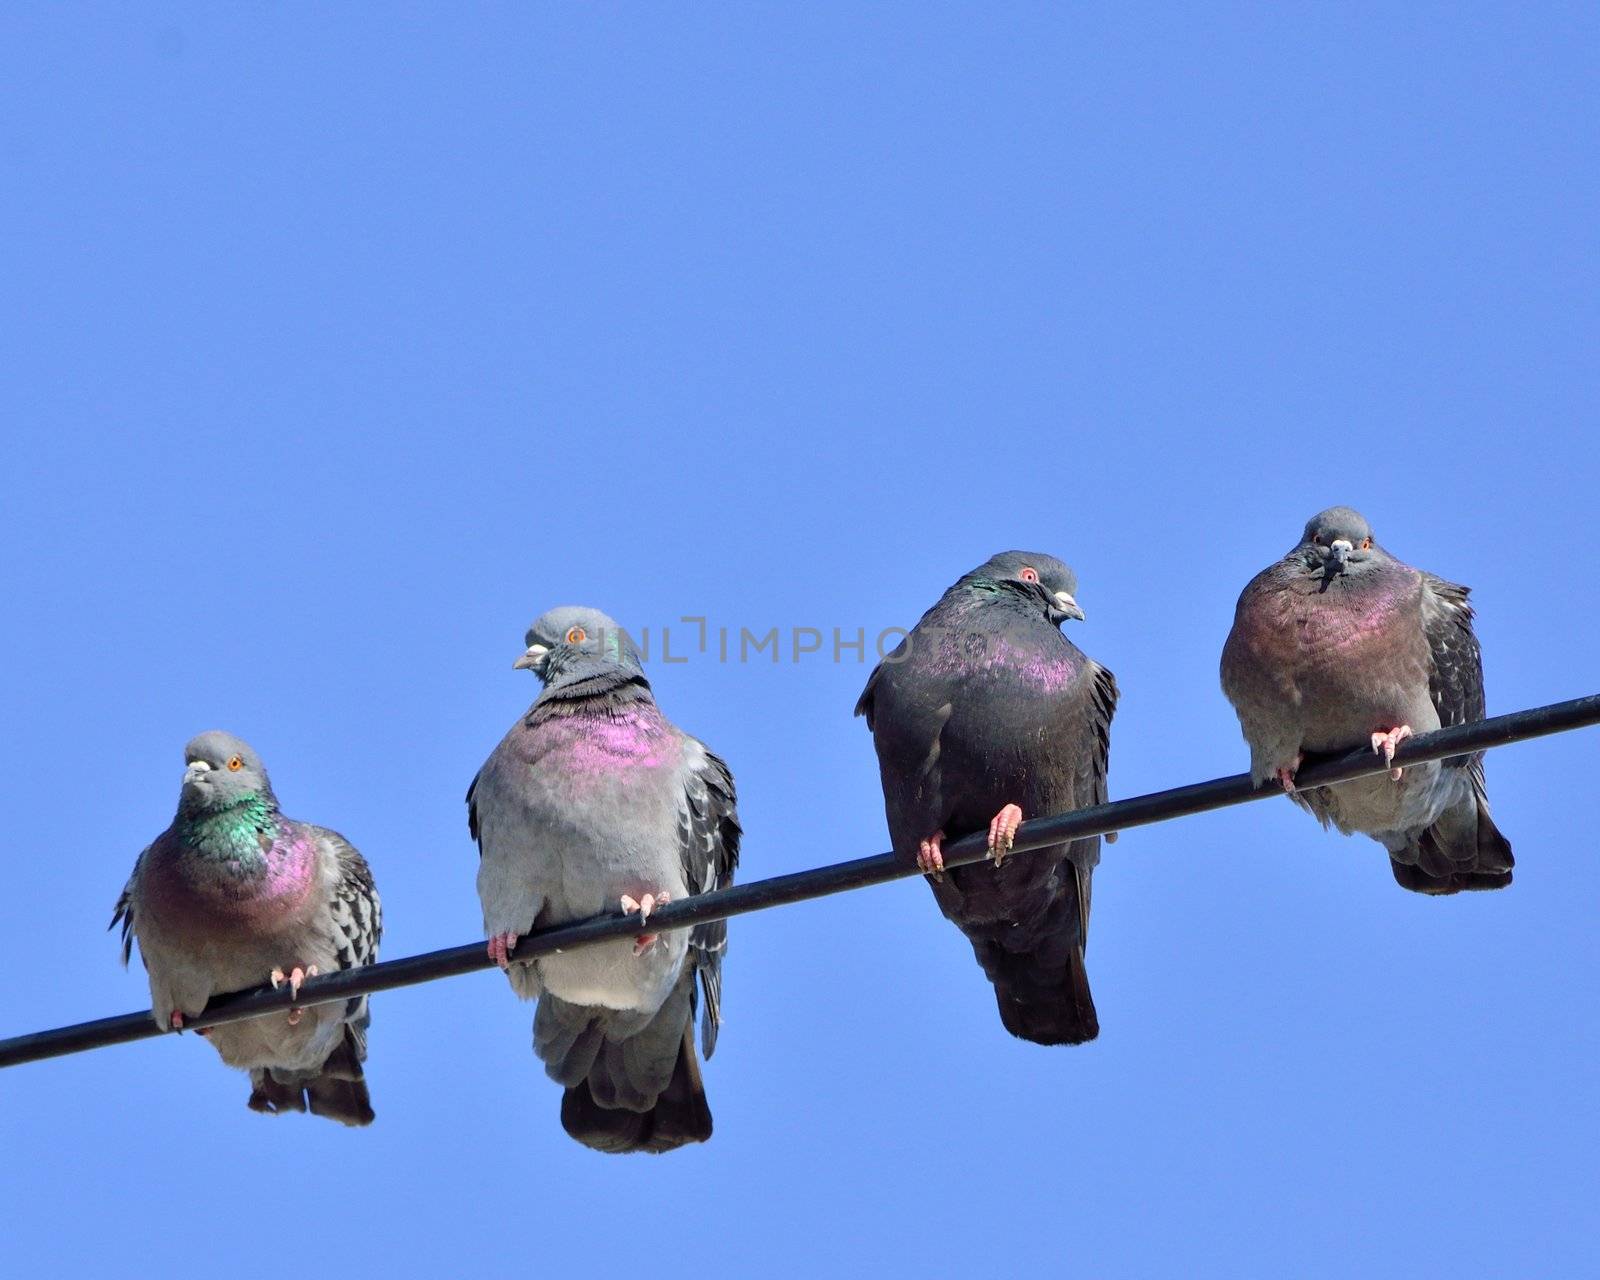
[
  {"x1": 246, "y1": 1027, "x2": 374, "y2": 1127},
  {"x1": 536, "y1": 969, "x2": 711, "y2": 1155},
  {"x1": 1392, "y1": 786, "x2": 1514, "y2": 896},
  {"x1": 970, "y1": 861, "x2": 1098, "y2": 1046},
  {"x1": 560, "y1": 1025, "x2": 712, "y2": 1154},
  {"x1": 989, "y1": 940, "x2": 1100, "y2": 1046}
]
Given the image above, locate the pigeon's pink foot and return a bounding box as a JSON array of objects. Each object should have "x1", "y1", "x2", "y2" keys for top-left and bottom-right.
[
  {"x1": 987, "y1": 804, "x2": 1024, "y2": 866},
  {"x1": 169, "y1": 1010, "x2": 186, "y2": 1031},
  {"x1": 916, "y1": 830, "x2": 946, "y2": 876},
  {"x1": 622, "y1": 892, "x2": 670, "y2": 956},
  {"x1": 269, "y1": 965, "x2": 317, "y2": 999},
  {"x1": 1371, "y1": 725, "x2": 1413, "y2": 781},
  {"x1": 1275, "y1": 753, "x2": 1304, "y2": 792},
  {"x1": 270, "y1": 965, "x2": 319, "y2": 1025},
  {"x1": 486, "y1": 931, "x2": 520, "y2": 970}
]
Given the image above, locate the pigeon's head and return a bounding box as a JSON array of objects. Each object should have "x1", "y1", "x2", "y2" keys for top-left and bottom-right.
[
  {"x1": 970, "y1": 551, "x2": 1085, "y2": 623},
  {"x1": 514, "y1": 605, "x2": 646, "y2": 686},
  {"x1": 1293, "y1": 506, "x2": 1383, "y2": 581},
  {"x1": 179, "y1": 731, "x2": 276, "y2": 813}
]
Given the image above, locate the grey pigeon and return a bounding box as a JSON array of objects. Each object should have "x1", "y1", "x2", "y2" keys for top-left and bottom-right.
[
  {"x1": 856, "y1": 552, "x2": 1118, "y2": 1045},
  {"x1": 112, "y1": 731, "x2": 382, "y2": 1125},
  {"x1": 467, "y1": 606, "x2": 739, "y2": 1154},
  {"x1": 1221, "y1": 506, "x2": 1513, "y2": 894}
]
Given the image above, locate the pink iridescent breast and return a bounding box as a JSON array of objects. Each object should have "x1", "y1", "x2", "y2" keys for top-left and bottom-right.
[
  {"x1": 528, "y1": 705, "x2": 677, "y2": 783},
  {"x1": 142, "y1": 829, "x2": 318, "y2": 933}
]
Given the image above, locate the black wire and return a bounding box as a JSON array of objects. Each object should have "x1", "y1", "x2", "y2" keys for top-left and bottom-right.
[{"x1": 3, "y1": 692, "x2": 1597, "y2": 1071}]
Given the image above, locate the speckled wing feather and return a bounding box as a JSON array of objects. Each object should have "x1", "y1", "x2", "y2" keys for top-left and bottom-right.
[
  {"x1": 677, "y1": 741, "x2": 740, "y2": 1057},
  {"x1": 1064, "y1": 661, "x2": 1119, "y2": 936},
  {"x1": 306, "y1": 825, "x2": 382, "y2": 1035},
  {"x1": 1421, "y1": 574, "x2": 1486, "y2": 772},
  {"x1": 109, "y1": 852, "x2": 145, "y2": 967}
]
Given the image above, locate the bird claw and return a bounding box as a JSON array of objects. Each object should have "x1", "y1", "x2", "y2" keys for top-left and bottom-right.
[
  {"x1": 622, "y1": 892, "x2": 670, "y2": 957},
  {"x1": 269, "y1": 965, "x2": 316, "y2": 998},
  {"x1": 169, "y1": 1010, "x2": 186, "y2": 1031},
  {"x1": 486, "y1": 931, "x2": 520, "y2": 969},
  {"x1": 916, "y1": 830, "x2": 946, "y2": 879},
  {"x1": 1371, "y1": 725, "x2": 1413, "y2": 781},
  {"x1": 1274, "y1": 753, "x2": 1304, "y2": 792},
  {"x1": 987, "y1": 804, "x2": 1023, "y2": 866},
  {"x1": 270, "y1": 964, "x2": 318, "y2": 1025},
  {"x1": 620, "y1": 891, "x2": 669, "y2": 925}
]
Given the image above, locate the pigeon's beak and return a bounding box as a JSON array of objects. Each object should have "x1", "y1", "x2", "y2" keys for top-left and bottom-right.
[
  {"x1": 513, "y1": 643, "x2": 549, "y2": 672},
  {"x1": 1329, "y1": 539, "x2": 1353, "y2": 571},
  {"x1": 182, "y1": 759, "x2": 213, "y2": 787},
  {"x1": 1053, "y1": 590, "x2": 1085, "y2": 622}
]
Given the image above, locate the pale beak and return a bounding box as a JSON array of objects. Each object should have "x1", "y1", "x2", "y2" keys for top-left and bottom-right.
[
  {"x1": 1053, "y1": 590, "x2": 1085, "y2": 622},
  {"x1": 182, "y1": 759, "x2": 213, "y2": 785},
  {"x1": 513, "y1": 643, "x2": 549, "y2": 672},
  {"x1": 1330, "y1": 539, "x2": 1353, "y2": 570}
]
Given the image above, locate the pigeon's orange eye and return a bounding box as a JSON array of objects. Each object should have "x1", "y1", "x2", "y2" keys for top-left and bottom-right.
[
  {"x1": 565, "y1": 626, "x2": 587, "y2": 644},
  {"x1": 226, "y1": 755, "x2": 244, "y2": 772},
  {"x1": 1018, "y1": 566, "x2": 1039, "y2": 584},
  {"x1": 1361, "y1": 537, "x2": 1373, "y2": 550}
]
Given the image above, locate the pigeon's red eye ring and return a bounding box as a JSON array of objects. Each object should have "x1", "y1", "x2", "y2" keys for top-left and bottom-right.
[
  {"x1": 1018, "y1": 566, "x2": 1039, "y2": 584},
  {"x1": 1361, "y1": 537, "x2": 1373, "y2": 550},
  {"x1": 226, "y1": 755, "x2": 244, "y2": 772},
  {"x1": 565, "y1": 626, "x2": 587, "y2": 644}
]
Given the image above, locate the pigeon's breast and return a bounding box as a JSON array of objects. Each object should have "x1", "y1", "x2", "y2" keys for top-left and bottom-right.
[
  {"x1": 139, "y1": 835, "x2": 318, "y2": 937},
  {"x1": 483, "y1": 707, "x2": 689, "y2": 915},
  {"x1": 1268, "y1": 569, "x2": 1435, "y2": 745},
  {"x1": 914, "y1": 621, "x2": 1082, "y2": 694},
  {"x1": 519, "y1": 708, "x2": 680, "y2": 805}
]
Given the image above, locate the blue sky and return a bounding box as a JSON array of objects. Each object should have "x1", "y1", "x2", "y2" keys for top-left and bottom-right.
[{"x1": 2, "y1": 4, "x2": 1596, "y2": 1275}]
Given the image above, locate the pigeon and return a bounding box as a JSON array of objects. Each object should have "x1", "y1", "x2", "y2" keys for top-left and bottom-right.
[
  {"x1": 467, "y1": 606, "x2": 739, "y2": 1154},
  {"x1": 112, "y1": 731, "x2": 382, "y2": 1125},
  {"x1": 1221, "y1": 506, "x2": 1514, "y2": 894},
  {"x1": 856, "y1": 552, "x2": 1118, "y2": 1045}
]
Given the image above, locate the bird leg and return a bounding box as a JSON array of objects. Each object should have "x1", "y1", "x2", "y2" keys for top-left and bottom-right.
[
  {"x1": 621, "y1": 892, "x2": 670, "y2": 956},
  {"x1": 169, "y1": 1010, "x2": 186, "y2": 1031},
  {"x1": 487, "y1": 931, "x2": 521, "y2": 969},
  {"x1": 916, "y1": 830, "x2": 946, "y2": 877},
  {"x1": 987, "y1": 804, "x2": 1024, "y2": 866},
  {"x1": 1275, "y1": 753, "x2": 1304, "y2": 792},
  {"x1": 270, "y1": 965, "x2": 319, "y2": 1026},
  {"x1": 1370, "y1": 725, "x2": 1413, "y2": 781}
]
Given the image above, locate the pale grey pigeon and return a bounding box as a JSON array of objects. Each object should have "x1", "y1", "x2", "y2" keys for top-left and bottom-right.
[
  {"x1": 856, "y1": 552, "x2": 1118, "y2": 1045},
  {"x1": 112, "y1": 731, "x2": 382, "y2": 1125},
  {"x1": 1221, "y1": 506, "x2": 1513, "y2": 894},
  {"x1": 467, "y1": 606, "x2": 739, "y2": 1153}
]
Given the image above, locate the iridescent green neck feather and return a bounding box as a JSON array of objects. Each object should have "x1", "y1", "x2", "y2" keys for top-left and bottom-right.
[{"x1": 177, "y1": 793, "x2": 279, "y2": 865}]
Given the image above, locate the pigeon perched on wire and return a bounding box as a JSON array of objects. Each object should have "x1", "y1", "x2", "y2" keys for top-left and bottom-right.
[
  {"x1": 856, "y1": 552, "x2": 1118, "y2": 1045},
  {"x1": 1221, "y1": 506, "x2": 1514, "y2": 894},
  {"x1": 112, "y1": 731, "x2": 382, "y2": 1125},
  {"x1": 467, "y1": 606, "x2": 739, "y2": 1153}
]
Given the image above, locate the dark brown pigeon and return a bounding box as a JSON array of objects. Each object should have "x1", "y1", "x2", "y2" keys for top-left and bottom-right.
[
  {"x1": 1221, "y1": 506, "x2": 1513, "y2": 894},
  {"x1": 856, "y1": 552, "x2": 1117, "y2": 1045}
]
